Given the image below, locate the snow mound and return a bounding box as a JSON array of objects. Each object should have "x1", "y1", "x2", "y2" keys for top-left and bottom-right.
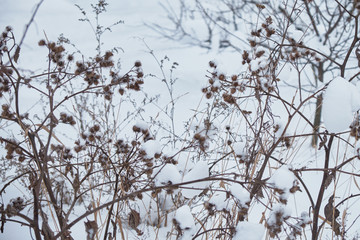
[
  {"x1": 269, "y1": 167, "x2": 295, "y2": 190},
  {"x1": 154, "y1": 164, "x2": 181, "y2": 186},
  {"x1": 181, "y1": 161, "x2": 210, "y2": 198},
  {"x1": 141, "y1": 140, "x2": 161, "y2": 158},
  {"x1": 134, "y1": 120, "x2": 149, "y2": 130},
  {"x1": 269, "y1": 166, "x2": 296, "y2": 202},
  {"x1": 229, "y1": 184, "x2": 250, "y2": 208},
  {"x1": 173, "y1": 205, "x2": 196, "y2": 238},
  {"x1": 233, "y1": 141, "x2": 246, "y2": 156},
  {"x1": 323, "y1": 76, "x2": 360, "y2": 133},
  {"x1": 209, "y1": 191, "x2": 229, "y2": 211},
  {"x1": 232, "y1": 221, "x2": 265, "y2": 240}
]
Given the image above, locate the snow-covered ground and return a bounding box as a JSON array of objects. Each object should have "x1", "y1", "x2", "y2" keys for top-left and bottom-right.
[{"x1": 2, "y1": 0, "x2": 360, "y2": 239}]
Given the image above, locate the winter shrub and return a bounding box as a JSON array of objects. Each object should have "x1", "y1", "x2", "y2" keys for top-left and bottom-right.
[{"x1": 1, "y1": 1, "x2": 360, "y2": 240}]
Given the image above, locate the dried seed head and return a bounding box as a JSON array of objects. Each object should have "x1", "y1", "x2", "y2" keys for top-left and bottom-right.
[
  {"x1": 104, "y1": 51, "x2": 113, "y2": 60},
  {"x1": 38, "y1": 39, "x2": 46, "y2": 46},
  {"x1": 134, "y1": 61, "x2": 142, "y2": 67},
  {"x1": 256, "y1": 50, "x2": 265, "y2": 58},
  {"x1": 137, "y1": 72, "x2": 144, "y2": 78},
  {"x1": 84, "y1": 220, "x2": 98, "y2": 240},
  {"x1": 209, "y1": 61, "x2": 216, "y2": 68},
  {"x1": 218, "y1": 74, "x2": 225, "y2": 81},
  {"x1": 256, "y1": 3, "x2": 265, "y2": 9},
  {"x1": 223, "y1": 93, "x2": 236, "y2": 104}
]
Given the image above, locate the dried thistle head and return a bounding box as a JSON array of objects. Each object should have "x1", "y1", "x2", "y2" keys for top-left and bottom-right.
[
  {"x1": 6, "y1": 197, "x2": 25, "y2": 217},
  {"x1": 84, "y1": 220, "x2": 98, "y2": 240}
]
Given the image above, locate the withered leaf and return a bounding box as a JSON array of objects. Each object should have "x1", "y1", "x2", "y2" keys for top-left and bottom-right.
[{"x1": 14, "y1": 46, "x2": 20, "y2": 63}]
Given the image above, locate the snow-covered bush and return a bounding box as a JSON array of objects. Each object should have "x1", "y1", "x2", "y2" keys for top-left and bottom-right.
[{"x1": 2, "y1": 1, "x2": 360, "y2": 240}]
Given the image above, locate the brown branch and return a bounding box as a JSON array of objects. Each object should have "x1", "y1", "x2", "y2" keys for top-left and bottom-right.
[
  {"x1": 53, "y1": 176, "x2": 249, "y2": 239},
  {"x1": 312, "y1": 134, "x2": 334, "y2": 240}
]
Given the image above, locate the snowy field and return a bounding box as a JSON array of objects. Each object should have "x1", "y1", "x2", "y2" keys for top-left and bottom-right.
[{"x1": 1, "y1": 0, "x2": 360, "y2": 239}]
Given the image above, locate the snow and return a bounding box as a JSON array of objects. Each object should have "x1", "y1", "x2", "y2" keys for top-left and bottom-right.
[
  {"x1": 249, "y1": 55, "x2": 268, "y2": 72},
  {"x1": 136, "y1": 193, "x2": 159, "y2": 226},
  {"x1": 268, "y1": 204, "x2": 291, "y2": 224},
  {"x1": 323, "y1": 76, "x2": 360, "y2": 133},
  {"x1": 233, "y1": 141, "x2": 249, "y2": 163},
  {"x1": 181, "y1": 161, "x2": 210, "y2": 199},
  {"x1": 173, "y1": 205, "x2": 195, "y2": 230},
  {"x1": 232, "y1": 221, "x2": 265, "y2": 240},
  {"x1": 269, "y1": 166, "x2": 295, "y2": 191},
  {"x1": 209, "y1": 191, "x2": 229, "y2": 211},
  {"x1": 172, "y1": 205, "x2": 196, "y2": 240},
  {"x1": 154, "y1": 164, "x2": 181, "y2": 186},
  {"x1": 233, "y1": 141, "x2": 246, "y2": 156},
  {"x1": 3, "y1": 0, "x2": 360, "y2": 239},
  {"x1": 269, "y1": 166, "x2": 296, "y2": 202},
  {"x1": 298, "y1": 211, "x2": 312, "y2": 227},
  {"x1": 229, "y1": 184, "x2": 250, "y2": 208},
  {"x1": 134, "y1": 120, "x2": 149, "y2": 130},
  {"x1": 288, "y1": 25, "x2": 305, "y2": 43},
  {"x1": 266, "y1": 203, "x2": 292, "y2": 234},
  {"x1": 141, "y1": 139, "x2": 161, "y2": 158}
]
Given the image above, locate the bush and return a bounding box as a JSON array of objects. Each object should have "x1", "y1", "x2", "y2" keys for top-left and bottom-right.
[{"x1": 1, "y1": 1, "x2": 360, "y2": 240}]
